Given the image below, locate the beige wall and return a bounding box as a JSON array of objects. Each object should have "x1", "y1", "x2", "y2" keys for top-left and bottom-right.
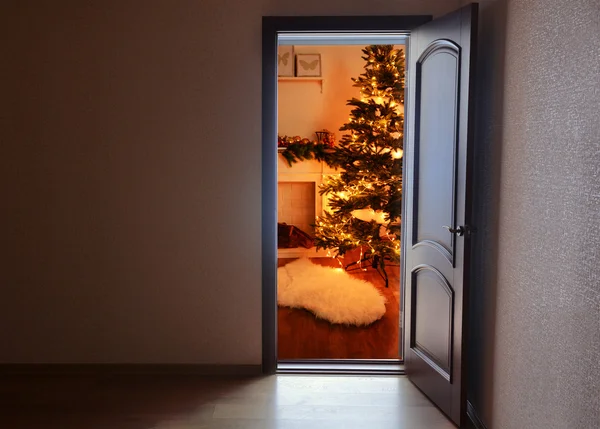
[
  {"x1": 278, "y1": 45, "x2": 365, "y2": 139},
  {"x1": 0, "y1": 0, "x2": 466, "y2": 364},
  {"x1": 278, "y1": 44, "x2": 404, "y2": 144}
]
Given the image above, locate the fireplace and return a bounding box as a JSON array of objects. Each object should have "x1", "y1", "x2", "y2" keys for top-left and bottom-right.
[
  {"x1": 278, "y1": 182, "x2": 315, "y2": 236},
  {"x1": 277, "y1": 154, "x2": 331, "y2": 257}
]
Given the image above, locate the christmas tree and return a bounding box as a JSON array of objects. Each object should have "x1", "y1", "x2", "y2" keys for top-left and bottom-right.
[{"x1": 314, "y1": 45, "x2": 405, "y2": 278}]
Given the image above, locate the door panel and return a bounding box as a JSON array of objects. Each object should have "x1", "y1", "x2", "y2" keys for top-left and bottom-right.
[
  {"x1": 412, "y1": 265, "x2": 454, "y2": 380},
  {"x1": 412, "y1": 41, "x2": 460, "y2": 264},
  {"x1": 403, "y1": 4, "x2": 478, "y2": 426}
]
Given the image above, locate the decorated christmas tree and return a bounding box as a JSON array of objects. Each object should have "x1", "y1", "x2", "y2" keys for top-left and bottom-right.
[{"x1": 314, "y1": 45, "x2": 405, "y2": 279}]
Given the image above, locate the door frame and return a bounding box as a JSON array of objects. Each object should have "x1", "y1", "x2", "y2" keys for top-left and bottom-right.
[{"x1": 261, "y1": 15, "x2": 432, "y2": 374}]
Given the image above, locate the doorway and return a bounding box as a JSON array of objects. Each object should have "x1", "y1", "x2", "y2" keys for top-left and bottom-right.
[
  {"x1": 263, "y1": 8, "x2": 478, "y2": 427},
  {"x1": 262, "y1": 17, "x2": 432, "y2": 374},
  {"x1": 276, "y1": 39, "x2": 406, "y2": 364}
]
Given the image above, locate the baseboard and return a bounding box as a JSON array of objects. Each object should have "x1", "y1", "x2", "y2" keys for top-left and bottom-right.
[
  {"x1": 278, "y1": 360, "x2": 404, "y2": 375},
  {"x1": 467, "y1": 400, "x2": 488, "y2": 429},
  {"x1": 0, "y1": 364, "x2": 262, "y2": 377}
]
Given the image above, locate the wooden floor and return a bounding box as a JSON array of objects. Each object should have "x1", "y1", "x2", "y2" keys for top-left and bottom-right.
[
  {"x1": 278, "y1": 250, "x2": 401, "y2": 360},
  {"x1": 0, "y1": 374, "x2": 455, "y2": 428}
]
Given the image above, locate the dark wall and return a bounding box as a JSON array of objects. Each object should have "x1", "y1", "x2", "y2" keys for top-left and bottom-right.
[{"x1": 469, "y1": 0, "x2": 508, "y2": 426}]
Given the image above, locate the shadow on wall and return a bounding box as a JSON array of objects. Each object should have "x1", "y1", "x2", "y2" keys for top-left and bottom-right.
[{"x1": 468, "y1": 0, "x2": 508, "y2": 427}]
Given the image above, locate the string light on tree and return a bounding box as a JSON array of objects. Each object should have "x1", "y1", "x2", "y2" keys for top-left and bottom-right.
[{"x1": 313, "y1": 45, "x2": 405, "y2": 280}]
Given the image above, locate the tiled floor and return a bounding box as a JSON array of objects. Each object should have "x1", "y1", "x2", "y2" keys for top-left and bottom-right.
[{"x1": 0, "y1": 374, "x2": 456, "y2": 428}]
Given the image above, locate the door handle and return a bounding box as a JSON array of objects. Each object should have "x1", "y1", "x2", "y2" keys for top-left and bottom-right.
[{"x1": 442, "y1": 225, "x2": 465, "y2": 236}]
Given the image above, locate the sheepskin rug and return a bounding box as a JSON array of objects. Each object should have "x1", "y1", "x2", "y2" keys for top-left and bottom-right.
[{"x1": 277, "y1": 258, "x2": 387, "y2": 326}]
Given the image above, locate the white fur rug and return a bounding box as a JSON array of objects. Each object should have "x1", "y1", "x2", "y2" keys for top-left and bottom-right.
[{"x1": 277, "y1": 258, "x2": 387, "y2": 326}]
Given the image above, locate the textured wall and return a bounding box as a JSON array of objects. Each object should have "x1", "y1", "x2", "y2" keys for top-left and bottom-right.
[{"x1": 491, "y1": 0, "x2": 600, "y2": 427}]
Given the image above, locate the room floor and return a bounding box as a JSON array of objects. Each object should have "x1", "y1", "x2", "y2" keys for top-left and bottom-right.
[
  {"x1": 278, "y1": 249, "x2": 401, "y2": 360},
  {"x1": 0, "y1": 374, "x2": 454, "y2": 429}
]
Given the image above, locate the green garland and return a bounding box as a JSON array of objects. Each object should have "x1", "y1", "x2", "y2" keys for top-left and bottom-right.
[{"x1": 279, "y1": 142, "x2": 332, "y2": 167}]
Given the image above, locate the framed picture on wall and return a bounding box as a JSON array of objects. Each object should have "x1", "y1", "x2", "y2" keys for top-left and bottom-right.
[
  {"x1": 277, "y1": 45, "x2": 294, "y2": 77},
  {"x1": 296, "y1": 54, "x2": 321, "y2": 77}
]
